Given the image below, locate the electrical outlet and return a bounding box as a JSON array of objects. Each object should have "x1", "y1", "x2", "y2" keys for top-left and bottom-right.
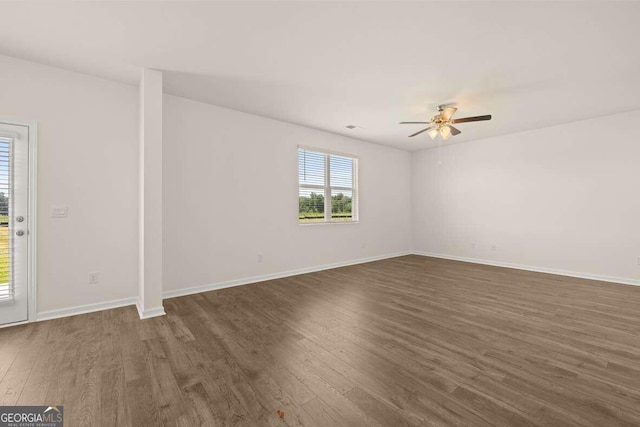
[
  {"x1": 471, "y1": 243, "x2": 476, "y2": 249},
  {"x1": 257, "y1": 254, "x2": 263, "y2": 263},
  {"x1": 361, "y1": 242, "x2": 366, "y2": 249},
  {"x1": 491, "y1": 245, "x2": 497, "y2": 251},
  {"x1": 51, "y1": 205, "x2": 68, "y2": 218},
  {"x1": 637, "y1": 256, "x2": 640, "y2": 266},
  {"x1": 89, "y1": 271, "x2": 99, "y2": 285}
]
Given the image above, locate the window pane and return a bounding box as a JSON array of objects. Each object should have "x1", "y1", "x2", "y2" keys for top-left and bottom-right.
[
  {"x1": 330, "y1": 189, "x2": 353, "y2": 222},
  {"x1": 298, "y1": 147, "x2": 357, "y2": 224},
  {"x1": 299, "y1": 188, "x2": 325, "y2": 223},
  {"x1": 0, "y1": 138, "x2": 9, "y2": 289},
  {"x1": 298, "y1": 149, "x2": 325, "y2": 187},
  {"x1": 330, "y1": 154, "x2": 353, "y2": 188}
]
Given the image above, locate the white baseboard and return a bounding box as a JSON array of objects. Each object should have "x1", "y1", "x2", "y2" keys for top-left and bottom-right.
[
  {"x1": 163, "y1": 251, "x2": 412, "y2": 300},
  {"x1": 33, "y1": 251, "x2": 410, "y2": 324},
  {"x1": 0, "y1": 320, "x2": 29, "y2": 329},
  {"x1": 33, "y1": 250, "x2": 637, "y2": 324},
  {"x1": 36, "y1": 297, "x2": 137, "y2": 322},
  {"x1": 136, "y1": 302, "x2": 166, "y2": 319},
  {"x1": 412, "y1": 251, "x2": 640, "y2": 287},
  {"x1": 27, "y1": 251, "x2": 639, "y2": 325}
]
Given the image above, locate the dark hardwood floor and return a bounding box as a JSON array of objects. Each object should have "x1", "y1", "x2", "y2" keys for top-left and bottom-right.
[{"x1": 2, "y1": 255, "x2": 640, "y2": 426}]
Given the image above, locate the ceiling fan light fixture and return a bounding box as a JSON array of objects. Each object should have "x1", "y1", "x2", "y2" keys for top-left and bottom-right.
[
  {"x1": 401, "y1": 106, "x2": 492, "y2": 140},
  {"x1": 440, "y1": 125, "x2": 451, "y2": 140}
]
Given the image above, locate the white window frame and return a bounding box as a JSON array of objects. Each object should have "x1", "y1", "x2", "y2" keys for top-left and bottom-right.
[{"x1": 298, "y1": 145, "x2": 358, "y2": 225}]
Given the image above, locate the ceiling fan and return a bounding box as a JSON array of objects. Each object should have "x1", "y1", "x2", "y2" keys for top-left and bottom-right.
[{"x1": 400, "y1": 105, "x2": 492, "y2": 140}]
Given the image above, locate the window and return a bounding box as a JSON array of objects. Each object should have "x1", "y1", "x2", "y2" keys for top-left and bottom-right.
[{"x1": 298, "y1": 147, "x2": 358, "y2": 224}]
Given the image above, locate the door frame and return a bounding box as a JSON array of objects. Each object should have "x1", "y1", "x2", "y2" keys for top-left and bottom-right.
[{"x1": 0, "y1": 117, "x2": 38, "y2": 325}]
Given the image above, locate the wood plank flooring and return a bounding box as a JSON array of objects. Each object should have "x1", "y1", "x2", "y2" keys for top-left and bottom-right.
[{"x1": 2, "y1": 255, "x2": 640, "y2": 426}]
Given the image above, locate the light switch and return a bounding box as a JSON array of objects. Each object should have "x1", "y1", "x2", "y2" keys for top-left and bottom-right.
[{"x1": 51, "y1": 205, "x2": 68, "y2": 218}]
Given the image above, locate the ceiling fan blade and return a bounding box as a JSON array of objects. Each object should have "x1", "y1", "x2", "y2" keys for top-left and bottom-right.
[
  {"x1": 440, "y1": 106, "x2": 457, "y2": 121},
  {"x1": 452, "y1": 114, "x2": 492, "y2": 124},
  {"x1": 400, "y1": 121, "x2": 430, "y2": 124},
  {"x1": 408, "y1": 127, "x2": 433, "y2": 137},
  {"x1": 449, "y1": 126, "x2": 462, "y2": 136}
]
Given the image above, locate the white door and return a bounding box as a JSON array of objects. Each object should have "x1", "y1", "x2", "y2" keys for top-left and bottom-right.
[{"x1": 0, "y1": 122, "x2": 30, "y2": 325}]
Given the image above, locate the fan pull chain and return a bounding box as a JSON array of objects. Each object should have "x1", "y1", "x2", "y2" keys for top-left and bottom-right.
[{"x1": 437, "y1": 139, "x2": 443, "y2": 166}]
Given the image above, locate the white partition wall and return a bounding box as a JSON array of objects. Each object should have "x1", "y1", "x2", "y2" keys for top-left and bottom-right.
[{"x1": 137, "y1": 68, "x2": 165, "y2": 319}]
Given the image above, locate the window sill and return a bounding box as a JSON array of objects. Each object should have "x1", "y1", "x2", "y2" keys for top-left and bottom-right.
[{"x1": 299, "y1": 220, "x2": 359, "y2": 226}]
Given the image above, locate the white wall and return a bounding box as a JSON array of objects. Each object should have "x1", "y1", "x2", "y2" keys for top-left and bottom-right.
[
  {"x1": 0, "y1": 54, "x2": 411, "y2": 317},
  {"x1": 3, "y1": 52, "x2": 635, "y2": 320},
  {"x1": 0, "y1": 54, "x2": 139, "y2": 314},
  {"x1": 412, "y1": 109, "x2": 640, "y2": 283},
  {"x1": 163, "y1": 95, "x2": 412, "y2": 292}
]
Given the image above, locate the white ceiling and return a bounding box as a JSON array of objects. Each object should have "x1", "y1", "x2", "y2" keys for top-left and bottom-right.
[{"x1": 1, "y1": 2, "x2": 639, "y2": 151}]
